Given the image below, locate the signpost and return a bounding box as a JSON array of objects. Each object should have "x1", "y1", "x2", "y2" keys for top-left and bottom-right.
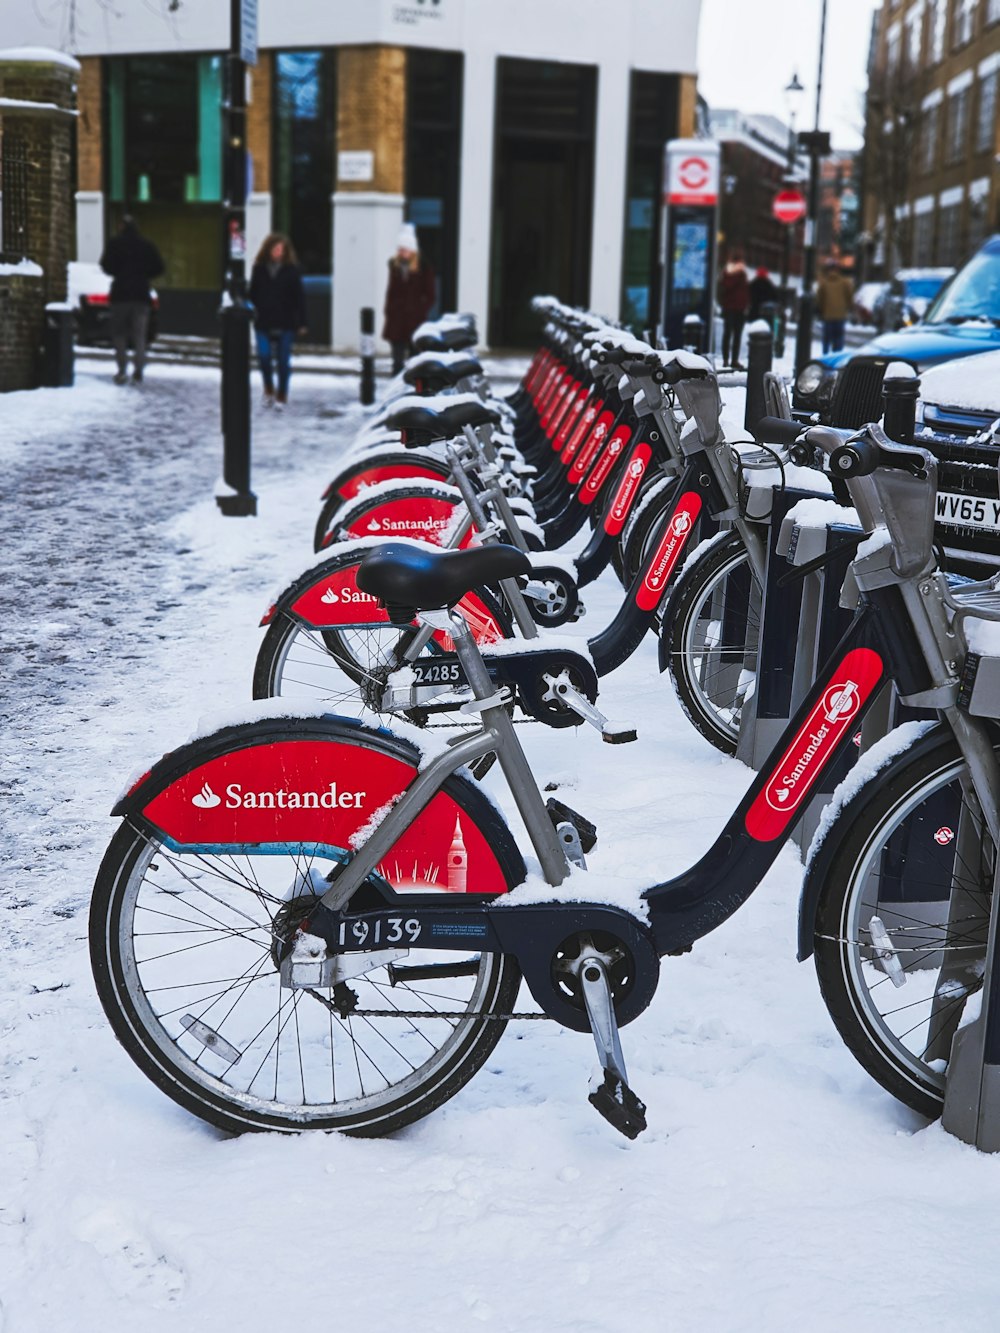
[
  {"x1": 217, "y1": 0, "x2": 258, "y2": 517},
  {"x1": 659, "y1": 139, "x2": 720, "y2": 352}
]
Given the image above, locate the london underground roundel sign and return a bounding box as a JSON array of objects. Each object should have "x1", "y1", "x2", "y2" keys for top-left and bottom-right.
[
  {"x1": 773, "y1": 190, "x2": 807, "y2": 225},
  {"x1": 665, "y1": 140, "x2": 720, "y2": 206}
]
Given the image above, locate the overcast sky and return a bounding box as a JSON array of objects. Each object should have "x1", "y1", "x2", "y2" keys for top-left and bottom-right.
[{"x1": 696, "y1": 0, "x2": 881, "y2": 149}]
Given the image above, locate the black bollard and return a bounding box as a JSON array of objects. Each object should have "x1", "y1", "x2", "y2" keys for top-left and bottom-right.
[
  {"x1": 743, "y1": 322, "x2": 774, "y2": 436},
  {"x1": 683, "y1": 313, "x2": 704, "y2": 354},
  {"x1": 360, "y1": 306, "x2": 376, "y2": 405},
  {"x1": 881, "y1": 364, "x2": 920, "y2": 444},
  {"x1": 218, "y1": 294, "x2": 257, "y2": 516}
]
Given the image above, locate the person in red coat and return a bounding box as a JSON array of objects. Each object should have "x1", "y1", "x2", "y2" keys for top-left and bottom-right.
[
  {"x1": 717, "y1": 249, "x2": 750, "y2": 370},
  {"x1": 382, "y1": 223, "x2": 436, "y2": 374}
]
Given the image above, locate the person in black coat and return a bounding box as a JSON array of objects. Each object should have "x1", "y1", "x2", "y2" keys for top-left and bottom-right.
[
  {"x1": 748, "y1": 267, "x2": 779, "y2": 322},
  {"x1": 99, "y1": 216, "x2": 164, "y2": 385},
  {"x1": 248, "y1": 233, "x2": 308, "y2": 408}
]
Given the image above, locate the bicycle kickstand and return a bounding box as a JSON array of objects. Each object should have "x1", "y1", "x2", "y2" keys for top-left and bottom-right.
[{"x1": 577, "y1": 953, "x2": 648, "y2": 1139}]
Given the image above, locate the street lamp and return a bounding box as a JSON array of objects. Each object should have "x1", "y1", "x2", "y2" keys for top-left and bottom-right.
[
  {"x1": 777, "y1": 71, "x2": 805, "y2": 356},
  {"x1": 793, "y1": 0, "x2": 832, "y2": 379}
]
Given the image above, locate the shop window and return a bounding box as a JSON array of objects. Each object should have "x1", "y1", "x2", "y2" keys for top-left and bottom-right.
[
  {"x1": 103, "y1": 54, "x2": 223, "y2": 296},
  {"x1": 621, "y1": 72, "x2": 677, "y2": 330},
  {"x1": 272, "y1": 51, "x2": 337, "y2": 276},
  {"x1": 406, "y1": 49, "x2": 463, "y2": 315}
]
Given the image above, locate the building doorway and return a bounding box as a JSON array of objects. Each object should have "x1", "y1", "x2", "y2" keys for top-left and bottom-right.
[{"x1": 490, "y1": 59, "x2": 596, "y2": 347}]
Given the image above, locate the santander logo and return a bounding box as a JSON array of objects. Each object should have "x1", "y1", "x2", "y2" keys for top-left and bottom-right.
[
  {"x1": 605, "y1": 443, "x2": 652, "y2": 535},
  {"x1": 634, "y1": 496, "x2": 701, "y2": 611},
  {"x1": 764, "y1": 681, "x2": 860, "y2": 810},
  {"x1": 745, "y1": 647, "x2": 884, "y2": 842},
  {"x1": 191, "y1": 780, "x2": 367, "y2": 811},
  {"x1": 192, "y1": 782, "x2": 221, "y2": 809}
]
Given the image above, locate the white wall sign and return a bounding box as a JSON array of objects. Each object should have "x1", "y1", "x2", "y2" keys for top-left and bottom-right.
[
  {"x1": 239, "y1": 0, "x2": 258, "y2": 64},
  {"x1": 390, "y1": 0, "x2": 445, "y2": 28},
  {"x1": 338, "y1": 150, "x2": 375, "y2": 183},
  {"x1": 664, "y1": 140, "x2": 720, "y2": 207}
]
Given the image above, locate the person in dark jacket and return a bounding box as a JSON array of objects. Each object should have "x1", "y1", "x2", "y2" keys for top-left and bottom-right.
[
  {"x1": 382, "y1": 223, "x2": 436, "y2": 374},
  {"x1": 748, "y1": 267, "x2": 779, "y2": 322},
  {"x1": 717, "y1": 249, "x2": 750, "y2": 369},
  {"x1": 99, "y1": 216, "x2": 164, "y2": 385},
  {"x1": 248, "y1": 233, "x2": 308, "y2": 407}
]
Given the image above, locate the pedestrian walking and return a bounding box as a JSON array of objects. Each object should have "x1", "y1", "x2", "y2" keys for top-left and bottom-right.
[
  {"x1": 717, "y1": 250, "x2": 750, "y2": 369},
  {"x1": 382, "y1": 223, "x2": 436, "y2": 375},
  {"x1": 248, "y1": 233, "x2": 308, "y2": 408},
  {"x1": 748, "y1": 267, "x2": 778, "y2": 322},
  {"x1": 99, "y1": 216, "x2": 164, "y2": 385},
  {"x1": 816, "y1": 259, "x2": 854, "y2": 354}
]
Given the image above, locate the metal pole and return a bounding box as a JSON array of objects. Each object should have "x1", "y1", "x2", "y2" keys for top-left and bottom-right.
[
  {"x1": 793, "y1": 0, "x2": 830, "y2": 381},
  {"x1": 360, "y1": 306, "x2": 376, "y2": 404},
  {"x1": 217, "y1": 0, "x2": 257, "y2": 517},
  {"x1": 777, "y1": 119, "x2": 796, "y2": 358}
]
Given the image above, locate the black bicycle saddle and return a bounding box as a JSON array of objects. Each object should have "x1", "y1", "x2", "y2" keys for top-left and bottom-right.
[{"x1": 358, "y1": 542, "x2": 529, "y2": 612}]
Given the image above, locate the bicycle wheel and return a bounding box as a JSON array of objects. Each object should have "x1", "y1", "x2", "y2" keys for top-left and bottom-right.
[
  {"x1": 253, "y1": 551, "x2": 514, "y2": 775},
  {"x1": 91, "y1": 763, "x2": 524, "y2": 1136},
  {"x1": 321, "y1": 481, "x2": 471, "y2": 552},
  {"x1": 809, "y1": 726, "x2": 993, "y2": 1118},
  {"x1": 661, "y1": 531, "x2": 759, "y2": 756},
  {"x1": 313, "y1": 452, "x2": 452, "y2": 553}
]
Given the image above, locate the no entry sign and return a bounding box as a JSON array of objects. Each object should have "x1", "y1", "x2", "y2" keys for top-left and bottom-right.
[{"x1": 773, "y1": 189, "x2": 807, "y2": 225}]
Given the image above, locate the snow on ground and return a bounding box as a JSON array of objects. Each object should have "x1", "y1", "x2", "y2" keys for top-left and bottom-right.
[{"x1": 2, "y1": 358, "x2": 1000, "y2": 1332}]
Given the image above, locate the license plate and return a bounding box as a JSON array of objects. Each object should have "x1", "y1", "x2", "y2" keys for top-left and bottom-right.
[
  {"x1": 935, "y1": 490, "x2": 1000, "y2": 533},
  {"x1": 409, "y1": 658, "x2": 466, "y2": 687}
]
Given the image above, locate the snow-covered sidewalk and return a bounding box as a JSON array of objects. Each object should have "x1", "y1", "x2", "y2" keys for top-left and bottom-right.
[{"x1": 1, "y1": 359, "x2": 999, "y2": 1331}]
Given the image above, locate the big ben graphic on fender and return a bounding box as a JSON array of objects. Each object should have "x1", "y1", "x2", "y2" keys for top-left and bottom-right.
[{"x1": 447, "y1": 816, "x2": 468, "y2": 893}]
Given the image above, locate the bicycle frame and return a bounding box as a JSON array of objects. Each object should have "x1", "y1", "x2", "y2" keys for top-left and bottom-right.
[{"x1": 291, "y1": 430, "x2": 1000, "y2": 1038}]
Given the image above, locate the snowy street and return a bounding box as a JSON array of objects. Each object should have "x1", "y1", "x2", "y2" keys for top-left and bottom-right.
[{"x1": 3, "y1": 358, "x2": 1000, "y2": 1331}]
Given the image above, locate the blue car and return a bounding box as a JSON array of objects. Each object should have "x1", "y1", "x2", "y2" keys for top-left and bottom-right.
[{"x1": 794, "y1": 234, "x2": 1000, "y2": 426}]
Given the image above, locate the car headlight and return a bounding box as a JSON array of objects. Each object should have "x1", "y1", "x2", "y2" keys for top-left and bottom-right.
[{"x1": 796, "y1": 362, "x2": 826, "y2": 396}]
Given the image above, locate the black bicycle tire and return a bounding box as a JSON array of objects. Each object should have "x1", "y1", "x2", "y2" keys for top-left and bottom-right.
[
  {"x1": 90, "y1": 726, "x2": 524, "y2": 1137},
  {"x1": 810, "y1": 726, "x2": 993, "y2": 1119},
  {"x1": 662, "y1": 531, "x2": 757, "y2": 757},
  {"x1": 313, "y1": 452, "x2": 452, "y2": 552}
]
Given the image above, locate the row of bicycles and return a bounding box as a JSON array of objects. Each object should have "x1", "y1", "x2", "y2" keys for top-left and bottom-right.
[{"x1": 89, "y1": 299, "x2": 1000, "y2": 1143}]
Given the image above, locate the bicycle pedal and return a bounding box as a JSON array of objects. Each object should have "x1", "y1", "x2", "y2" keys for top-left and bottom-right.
[
  {"x1": 588, "y1": 1069, "x2": 648, "y2": 1140},
  {"x1": 545, "y1": 797, "x2": 597, "y2": 852},
  {"x1": 602, "y1": 722, "x2": 638, "y2": 744}
]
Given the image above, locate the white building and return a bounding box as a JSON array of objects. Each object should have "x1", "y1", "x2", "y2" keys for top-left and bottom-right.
[{"x1": 0, "y1": 0, "x2": 701, "y2": 348}]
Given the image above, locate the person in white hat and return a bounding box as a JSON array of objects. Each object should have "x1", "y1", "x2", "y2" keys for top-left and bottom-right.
[{"x1": 382, "y1": 222, "x2": 436, "y2": 373}]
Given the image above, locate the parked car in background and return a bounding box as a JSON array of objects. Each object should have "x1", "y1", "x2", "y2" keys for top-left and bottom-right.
[
  {"x1": 875, "y1": 267, "x2": 954, "y2": 331},
  {"x1": 852, "y1": 281, "x2": 889, "y2": 326},
  {"x1": 914, "y1": 348, "x2": 1000, "y2": 573},
  {"x1": 793, "y1": 236, "x2": 1000, "y2": 426},
  {"x1": 68, "y1": 261, "x2": 159, "y2": 347}
]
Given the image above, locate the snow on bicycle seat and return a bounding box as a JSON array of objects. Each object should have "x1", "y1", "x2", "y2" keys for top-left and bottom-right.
[
  {"x1": 402, "y1": 354, "x2": 482, "y2": 389},
  {"x1": 411, "y1": 323, "x2": 478, "y2": 354},
  {"x1": 383, "y1": 393, "x2": 501, "y2": 440},
  {"x1": 358, "y1": 541, "x2": 530, "y2": 612}
]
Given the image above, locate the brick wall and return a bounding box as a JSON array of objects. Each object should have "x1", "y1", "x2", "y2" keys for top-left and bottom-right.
[
  {"x1": 336, "y1": 46, "x2": 406, "y2": 194},
  {"x1": 0, "y1": 272, "x2": 45, "y2": 392},
  {"x1": 0, "y1": 55, "x2": 78, "y2": 388}
]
